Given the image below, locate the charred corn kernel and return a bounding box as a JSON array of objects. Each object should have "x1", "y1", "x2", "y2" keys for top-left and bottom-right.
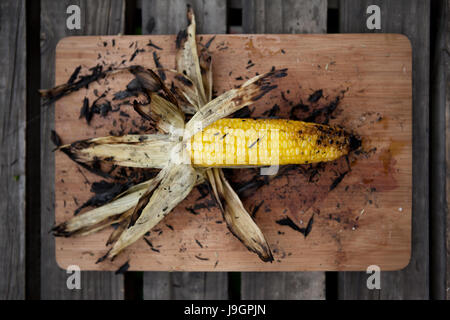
[{"x1": 189, "y1": 118, "x2": 359, "y2": 167}]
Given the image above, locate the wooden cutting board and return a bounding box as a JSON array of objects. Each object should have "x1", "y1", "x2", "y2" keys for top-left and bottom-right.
[{"x1": 54, "y1": 34, "x2": 412, "y2": 271}]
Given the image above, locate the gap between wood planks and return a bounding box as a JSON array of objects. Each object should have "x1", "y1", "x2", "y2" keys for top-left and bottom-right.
[{"x1": 25, "y1": 0, "x2": 41, "y2": 300}]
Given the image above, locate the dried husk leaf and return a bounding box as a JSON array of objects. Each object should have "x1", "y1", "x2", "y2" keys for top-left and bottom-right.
[
  {"x1": 52, "y1": 178, "x2": 158, "y2": 236},
  {"x1": 171, "y1": 71, "x2": 202, "y2": 111},
  {"x1": 199, "y1": 49, "x2": 213, "y2": 102},
  {"x1": 108, "y1": 163, "x2": 197, "y2": 259},
  {"x1": 208, "y1": 168, "x2": 273, "y2": 262},
  {"x1": 183, "y1": 69, "x2": 287, "y2": 140},
  {"x1": 175, "y1": 5, "x2": 207, "y2": 107},
  {"x1": 106, "y1": 214, "x2": 132, "y2": 246},
  {"x1": 75, "y1": 207, "x2": 134, "y2": 237},
  {"x1": 128, "y1": 65, "x2": 180, "y2": 108},
  {"x1": 60, "y1": 134, "x2": 177, "y2": 169},
  {"x1": 133, "y1": 92, "x2": 185, "y2": 135}
]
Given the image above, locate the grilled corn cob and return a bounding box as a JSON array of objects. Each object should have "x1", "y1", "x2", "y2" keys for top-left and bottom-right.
[{"x1": 189, "y1": 118, "x2": 357, "y2": 167}]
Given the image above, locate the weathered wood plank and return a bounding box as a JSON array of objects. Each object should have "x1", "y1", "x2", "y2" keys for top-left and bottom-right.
[
  {"x1": 243, "y1": 0, "x2": 327, "y2": 34},
  {"x1": 241, "y1": 0, "x2": 327, "y2": 300},
  {"x1": 142, "y1": 0, "x2": 228, "y2": 300},
  {"x1": 430, "y1": 0, "x2": 447, "y2": 300},
  {"x1": 338, "y1": 0, "x2": 430, "y2": 299},
  {"x1": 0, "y1": 0, "x2": 26, "y2": 300},
  {"x1": 142, "y1": 0, "x2": 226, "y2": 35},
  {"x1": 40, "y1": 0, "x2": 125, "y2": 299}
]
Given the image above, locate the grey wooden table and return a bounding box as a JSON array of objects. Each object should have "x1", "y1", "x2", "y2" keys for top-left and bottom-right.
[{"x1": 0, "y1": 0, "x2": 447, "y2": 300}]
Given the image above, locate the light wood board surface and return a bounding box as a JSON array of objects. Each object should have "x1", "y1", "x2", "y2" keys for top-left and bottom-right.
[
  {"x1": 41, "y1": 0, "x2": 125, "y2": 299},
  {"x1": 337, "y1": 0, "x2": 429, "y2": 299},
  {"x1": 54, "y1": 34, "x2": 412, "y2": 271}
]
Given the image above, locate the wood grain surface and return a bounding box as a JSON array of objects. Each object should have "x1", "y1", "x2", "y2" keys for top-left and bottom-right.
[
  {"x1": 53, "y1": 33, "x2": 412, "y2": 271},
  {"x1": 40, "y1": 0, "x2": 125, "y2": 299},
  {"x1": 241, "y1": 0, "x2": 327, "y2": 300},
  {"x1": 0, "y1": 0, "x2": 26, "y2": 299},
  {"x1": 337, "y1": 0, "x2": 429, "y2": 299}
]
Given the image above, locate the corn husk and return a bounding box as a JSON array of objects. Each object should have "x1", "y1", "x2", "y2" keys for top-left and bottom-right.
[
  {"x1": 206, "y1": 168, "x2": 273, "y2": 262},
  {"x1": 175, "y1": 5, "x2": 207, "y2": 108},
  {"x1": 52, "y1": 177, "x2": 159, "y2": 236},
  {"x1": 108, "y1": 162, "x2": 197, "y2": 259},
  {"x1": 60, "y1": 134, "x2": 177, "y2": 169},
  {"x1": 133, "y1": 92, "x2": 185, "y2": 135}
]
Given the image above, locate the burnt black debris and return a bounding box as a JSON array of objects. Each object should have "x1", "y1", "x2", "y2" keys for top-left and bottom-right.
[
  {"x1": 234, "y1": 175, "x2": 269, "y2": 199},
  {"x1": 195, "y1": 183, "x2": 210, "y2": 200},
  {"x1": 91, "y1": 101, "x2": 112, "y2": 118},
  {"x1": 79, "y1": 97, "x2": 89, "y2": 121},
  {"x1": 349, "y1": 135, "x2": 362, "y2": 151},
  {"x1": 251, "y1": 85, "x2": 277, "y2": 102},
  {"x1": 308, "y1": 89, "x2": 323, "y2": 103},
  {"x1": 147, "y1": 40, "x2": 162, "y2": 50},
  {"x1": 303, "y1": 96, "x2": 340, "y2": 124},
  {"x1": 152, "y1": 51, "x2": 166, "y2": 81},
  {"x1": 81, "y1": 92, "x2": 111, "y2": 124},
  {"x1": 185, "y1": 199, "x2": 217, "y2": 215},
  {"x1": 41, "y1": 64, "x2": 108, "y2": 106},
  {"x1": 276, "y1": 215, "x2": 315, "y2": 238},
  {"x1": 175, "y1": 74, "x2": 193, "y2": 87},
  {"x1": 95, "y1": 249, "x2": 112, "y2": 264},
  {"x1": 204, "y1": 35, "x2": 216, "y2": 49},
  {"x1": 120, "y1": 111, "x2": 130, "y2": 118},
  {"x1": 262, "y1": 104, "x2": 280, "y2": 118},
  {"x1": 126, "y1": 78, "x2": 144, "y2": 92},
  {"x1": 304, "y1": 214, "x2": 314, "y2": 237},
  {"x1": 144, "y1": 237, "x2": 153, "y2": 247},
  {"x1": 51, "y1": 130, "x2": 62, "y2": 148},
  {"x1": 251, "y1": 200, "x2": 264, "y2": 218},
  {"x1": 289, "y1": 103, "x2": 310, "y2": 120},
  {"x1": 329, "y1": 170, "x2": 349, "y2": 192},
  {"x1": 115, "y1": 261, "x2": 130, "y2": 274},
  {"x1": 113, "y1": 78, "x2": 145, "y2": 101},
  {"x1": 130, "y1": 48, "x2": 145, "y2": 62},
  {"x1": 195, "y1": 239, "x2": 203, "y2": 248},
  {"x1": 276, "y1": 216, "x2": 306, "y2": 235},
  {"x1": 175, "y1": 29, "x2": 188, "y2": 49},
  {"x1": 113, "y1": 90, "x2": 137, "y2": 100},
  {"x1": 68, "y1": 65, "x2": 82, "y2": 84},
  {"x1": 231, "y1": 106, "x2": 254, "y2": 118},
  {"x1": 74, "y1": 180, "x2": 133, "y2": 215}
]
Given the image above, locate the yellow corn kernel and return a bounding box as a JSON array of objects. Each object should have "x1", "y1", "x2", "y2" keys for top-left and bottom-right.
[{"x1": 189, "y1": 118, "x2": 358, "y2": 167}]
